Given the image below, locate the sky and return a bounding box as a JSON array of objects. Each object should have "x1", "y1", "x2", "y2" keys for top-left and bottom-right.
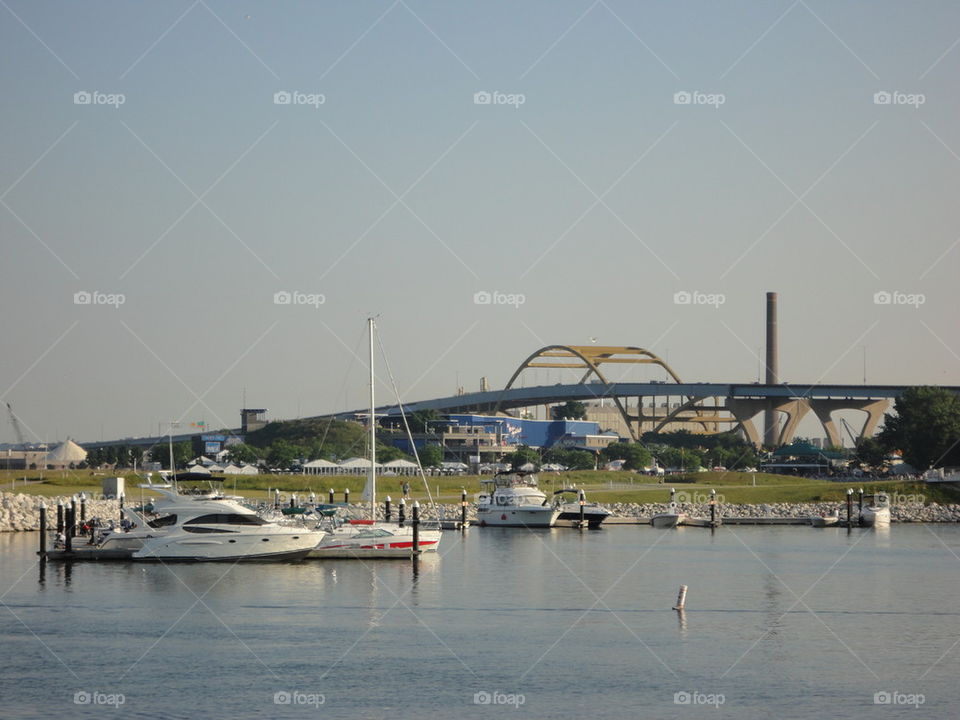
[{"x1": 1, "y1": 0, "x2": 959, "y2": 445}]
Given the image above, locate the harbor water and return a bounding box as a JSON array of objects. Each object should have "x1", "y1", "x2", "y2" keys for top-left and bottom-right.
[{"x1": 1, "y1": 524, "x2": 958, "y2": 719}]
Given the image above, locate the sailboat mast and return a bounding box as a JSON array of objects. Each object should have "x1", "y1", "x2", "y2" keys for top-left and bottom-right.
[{"x1": 368, "y1": 317, "x2": 376, "y2": 521}]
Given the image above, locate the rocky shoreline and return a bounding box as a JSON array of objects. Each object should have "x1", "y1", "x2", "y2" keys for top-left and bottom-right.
[{"x1": 3, "y1": 492, "x2": 959, "y2": 532}]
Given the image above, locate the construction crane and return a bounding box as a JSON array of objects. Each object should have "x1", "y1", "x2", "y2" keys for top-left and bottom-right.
[
  {"x1": 840, "y1": 417, "x2": 860, "y2": 448},
  {"x1": 6, "y1": 403, "x2": 26, "y2": 447}
]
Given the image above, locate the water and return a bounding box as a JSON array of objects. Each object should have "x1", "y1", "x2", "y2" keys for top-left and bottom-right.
[{"x1": 1, "y1": 525, "x2": 958, "y2": 719}]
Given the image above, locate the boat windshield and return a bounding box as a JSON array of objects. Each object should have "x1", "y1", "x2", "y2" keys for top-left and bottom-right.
[
  {"x1": 184, "y1": 513, "x2": 266, "y2": 526},
  {"x1": 147, "y1": 514, "x2": 177, "y2": 528}
]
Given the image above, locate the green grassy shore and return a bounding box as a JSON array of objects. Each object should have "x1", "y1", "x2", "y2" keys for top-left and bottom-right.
[{"x1": 2, "y1": 469, "x2": 957, "y2": 506}]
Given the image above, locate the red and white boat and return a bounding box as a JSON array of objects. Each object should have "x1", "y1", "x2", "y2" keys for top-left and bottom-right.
[{"x1": 308, "y1": 318, "x2": 442, "y2": 559}]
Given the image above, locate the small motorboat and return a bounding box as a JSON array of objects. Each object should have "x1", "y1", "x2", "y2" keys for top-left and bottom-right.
[
  {"x1": 650, "y1": 488, "x2": 686, "y2": 528},
  {"x1": 553, "y1": 489, "x2": 611, "y2": 528},
  {"x1": 810, "y1": 511, "x2": 839, "y2": 528},
  {"x1": 860, "y1": 492, "x2": 891, "y2": 528},
  {"x1": 475, "y1": 471, "x2": 560, "y2": 527}
]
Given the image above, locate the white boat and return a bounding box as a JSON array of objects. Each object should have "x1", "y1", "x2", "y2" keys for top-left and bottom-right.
[
  {"x1": 96, "y1": 482, "x2": 325, "y2": 561},
  {"x1": 809, "y1": 511, "x2": 839, "y2": 528},
  {"x1": 860, "y1": 492, "x2": 891, "y2": 528},
  {"x1": 308, "y1": 318, "x2": 442, "y2": 558},
  {"x1": 650, "y1": 488, "x2": 686, "y2": 528},
  {"x1": 650, "y1": 502, "x2": 686, "y2": 529},
  {"x1": 553, "y1": 488, "x2": 611, "y2": 528},
  {"x1": 475, "y1": 471, "x2": 560, "y2": 527}
]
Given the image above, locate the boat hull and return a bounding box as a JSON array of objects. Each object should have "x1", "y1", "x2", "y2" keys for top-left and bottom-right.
[
  {"x1": 476, "y1": 506, "x2": 560, "y2": 527},
  {"x1": 650, "y1": 513, "x2": 685, "y2": 529},
  {"x1": 860, "y1": 507, "x2": 891, "y2": 528},
  {"x1": 556, "y1": 507, "x2": 611, "y2": 528},
  {"x1": 309, "y1": 528, "x2": 442, "y2": 558},
  {"x1": 132, "y1": 529, "x2": 324, "y2": 561}
]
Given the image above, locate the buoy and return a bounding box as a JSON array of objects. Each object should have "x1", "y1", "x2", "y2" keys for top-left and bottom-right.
[{"x1": 673, "y1": 585, "x2": 688, "y2": 610}]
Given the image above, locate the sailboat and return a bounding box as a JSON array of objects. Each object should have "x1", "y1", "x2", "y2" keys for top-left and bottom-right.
[{"x1": 309, "y1": 318, "x2": 442, "y2": 558}]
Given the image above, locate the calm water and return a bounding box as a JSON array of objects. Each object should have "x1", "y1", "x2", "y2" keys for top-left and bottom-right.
[{"x1": 1, "y1": 524, "x2": 958, "y2": 719}]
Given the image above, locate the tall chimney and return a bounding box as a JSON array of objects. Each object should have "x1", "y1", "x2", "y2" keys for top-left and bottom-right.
[{"x1": 764, "y1": 292, "x2": 779, "y2": 446}]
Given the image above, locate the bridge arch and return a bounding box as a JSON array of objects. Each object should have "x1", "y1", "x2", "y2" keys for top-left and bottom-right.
[{"x1": 495, "y1": 345, "x2": 685, "y2": 441}]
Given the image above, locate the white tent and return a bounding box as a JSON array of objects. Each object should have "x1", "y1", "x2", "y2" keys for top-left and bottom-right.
[
  {"x1": 206, "y1": 464, "x2": 225, "y2": 473},
  {"x1": 184, "y1": 464, "x2": 212, "y2": 476},
  {"x1": 338, "y1": 457, "x2": 383, "y2": 475},
  {"x1": 222, "y1": 464, "x2": 243, "y2": 474},
  {"x1": 303, "y1": 458, "x2": 339, "y2": 475},
  {"x1": 237, "y1": 464, "x2": 259, "y2": 475},
  {"x1": 518, "y1": 462, "x2": 538, "y2": 472},
  {"x1": 382, "y1": 458, "x2": 419, "y2": 476}
]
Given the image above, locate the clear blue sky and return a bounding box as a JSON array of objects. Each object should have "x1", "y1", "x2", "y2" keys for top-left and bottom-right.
[{"x1": 2, "y1": 1, "x2": 959, "y2": 443}]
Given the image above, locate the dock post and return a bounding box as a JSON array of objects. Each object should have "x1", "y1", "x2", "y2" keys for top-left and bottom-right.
[
  {"x1": 673, "y1": 585, "x2": 688, "y2": 610},
  {"x1": 398, "y1": 498, "x2": 406, "y2": 527},
  {"x1": 710, "y1": 489, "x2": 717, "y2": 528},
  {"x1": 328, "y1": 488, "x2": 335, "y2": 504},
  {"x1": 70, "y1": 496, "x2": 77, "y2": 537},
  {"x1": 412, "y1": 501, "x2": 420, "y2": 554},
  {"x1": 384, "y1": 496, "x2": 392, "y2": 522},
  {"x1": 274, "y1": 489, "x2": 280, "y2": 509},
  {"x1": 858, "y1": 488, "x2": 864, "y2": 525},
  {"x1": 119, "y1": 492, "x2": 124, "y2": 523},
  {"x1": 65, "y1": 504, "x2": 74, "y2": 553},
  {"x1": 290, "y1": 494, "x2": 296, "y2": 509},
  {"x1": 56, "y1": 501, "x2": 64, "y2": 535},
  {"x1": 460, "y1": 488, "x2": 467, "y2": 530},
  {"x1": 670, "y1": 487, "x2": 676, "y2": 505},
  {"x1": 579, "y1": 489, "x2": 586, "y2": 528},
  {"x1": 79, "y1": 492, "x2": 86, "y2": 525},
  {"x1": 846, "y1": 488, "x2": 853, "y2": 528},
  {"x1": 39, "y1": 502, "x2": 47, "y2": 559},
  {"x1": 344, "y1": 488, "x2": 350, "y2": 505}
]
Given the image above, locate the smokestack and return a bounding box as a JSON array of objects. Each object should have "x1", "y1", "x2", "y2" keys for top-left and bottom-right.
[{"x1": 764, "y1": 292, "x2": 779, "y2": 446}]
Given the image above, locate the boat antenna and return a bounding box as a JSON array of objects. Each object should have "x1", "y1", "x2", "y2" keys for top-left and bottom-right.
[{"x1": 374, "y1": 327, "x2": 439, "y2": 513}]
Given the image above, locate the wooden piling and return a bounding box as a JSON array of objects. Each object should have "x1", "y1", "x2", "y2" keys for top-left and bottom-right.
[
  {"x1": 56, "y1": 501, "x2": 64, "y2": 535},
  {"x1": 328, "y1": 488, "x2": 335, "y2": 504},
  {"x1": 79, "y1": 492, "x2": 86, "y2": 524},
  {"x1": 398, "y1": 498, "x2": 406, "y2": 527},
  {"x1": 384, "y1": 496, "x2": 392, "y2": 522},
  {"x1": 710, "y1": 489, "x2": 717, "y2": 528},
  {"x1": 460, "y1": 488, "x2": 467, "y2": 529},
  {"x1": 412, "y1": 501, "x2": 420, "y2": 554},
  {"x1": 38, "y1": 502, "x2": 47, "y2": 558},
  {"x1": 579, "y1": 489, "x2": 586, "y2": 528},
  {"x1": 673, "y1": 585, "x2": 688, "y2": 610},
  {"x1": 846, "y1": 488, "x2": 853, "y2": 527},
  {"x1": 344, "y1": 488, "x2": 350, "y2": 505}
]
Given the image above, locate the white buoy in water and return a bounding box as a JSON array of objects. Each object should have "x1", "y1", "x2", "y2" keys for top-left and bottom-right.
[{"x1": 673, "y1": 585, "x2": 688, "y2": 610}]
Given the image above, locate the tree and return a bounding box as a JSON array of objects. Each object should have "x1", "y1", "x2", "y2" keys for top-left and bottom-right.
[
  {"x1": 854, "y1": 437, "x2": 886, "y2": 469},
  {"x1": 879, "y1": 387, "x2": 960, "y2": 470},
  {"x1": 418, "y1": 444, "x2": 443, "y2": 467},
  {"x1": 600, "y1": 442, "x2": 652, "y2": 471},
  {"x1": 376, "y1": 445, "x2": 411, "y2": 463},
  {"x1": 508, "y1": 445, "x2": 540, "y2": 469},
  {"x1": 226, "y1": 442, "x2": 261, "y2": 465},
  {"x1": 150, "y1": 441, "x2": 192, "y2": 469},
  {"x1": 265, "y1": 440, "x2": 302, "y2": 470},
  {"x1": 552, "y1": 401, "x2": 587, "y2": 420},
  {"x1": 542, "y1": 447, "x2": 596, "y2": 470}
]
